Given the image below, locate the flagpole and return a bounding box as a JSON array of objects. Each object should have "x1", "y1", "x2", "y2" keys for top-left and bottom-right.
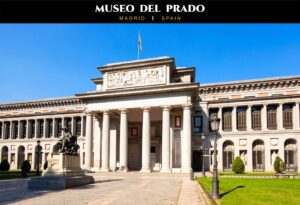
[{"x1": 138, "y1": 42, "x2": 140, "y2": 60}]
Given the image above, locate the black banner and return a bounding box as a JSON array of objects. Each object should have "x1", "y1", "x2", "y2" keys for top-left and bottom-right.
[{"x1": 0, "y1": 0, "x2": 299, "y2": 23}]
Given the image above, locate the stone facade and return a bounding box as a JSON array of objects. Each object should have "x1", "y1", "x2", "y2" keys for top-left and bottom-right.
[{"x1": 0, "y1": 57, "x2": 299, "y2": 173}]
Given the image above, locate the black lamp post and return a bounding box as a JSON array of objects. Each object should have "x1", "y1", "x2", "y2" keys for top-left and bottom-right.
[
  {"x1": 36, "y1": 140, "x2": 42, "y2": 176},
  {"x1": 202, "y1": 135, "x2": 206, "y2": 177},
  {"x1": 210, "y1": 113, "x2": 220, "y2": 199}
]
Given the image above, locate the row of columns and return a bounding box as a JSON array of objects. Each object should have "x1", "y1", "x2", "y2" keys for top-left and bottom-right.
[
  {"x1": 84, "y1": 104, "x2": 192, "y2": 173},
  {"x1": 0, "y1": 116, "x2": 85, "y2": 140},
  {"x1": 208, "y1": 102, "x2": 300, "y2": 132}
]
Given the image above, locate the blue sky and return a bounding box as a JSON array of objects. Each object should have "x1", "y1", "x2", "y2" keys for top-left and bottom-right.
[{"x1": 0, "y1": 24, "x2": 300, "y2": 103}]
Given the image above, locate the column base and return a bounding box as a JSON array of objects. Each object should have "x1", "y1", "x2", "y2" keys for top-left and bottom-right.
[
  {"x1": 100, "y1": 167, "x2": 110, "y2": 172},
  {"x1": 140, "y1": 168, "x2": 151, "y2": 173},
  {"x1": 160, "y1": 169, "x2": 171, "y2": 173},
  {"x1": 118, "y1": 167, "x2": 128, "y2": 172},
  {"x1": 181, "y1": 168, "x2": 192, "y2": 174}
]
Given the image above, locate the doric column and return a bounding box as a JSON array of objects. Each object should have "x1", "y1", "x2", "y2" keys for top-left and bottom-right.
[
  {"x1": 35, "y1": 119, "x2": 38, "y2": 138},
  {"x1": 277, "y1": 103, "x2": 283, "y2": 130},
  {"x1": 261, "y1": 104, "x2": 267, "y2": 131},
  {"x1": 52, "y1": 118, "x2": 56, "y2": 138},
  {"x1": 217, "y1": 107, "x2": 223, "y2": 132},
  {"x1": 93, "y1": 114, "x2": 101, "y2": 170},
  {"x1": 1, "y1": 122, "x2": 4, "y2": 139},
  {"x1": 26, "y1": 120, "x2": 30, "y2": 138},
  {"x1": 247, "y1": 105, "x2": 252, "y2": 131},
  {"x1": 182, "y1": 104, "x2": 192, "y2": 173},
  {"x1": 120, "y1": 109, "x2": 128, "y2": 171},
  {"x1": 161, "y1": 106, "x2": 171, "y2": 173},
  {"x1": 101, "y1": 111, "x2": 110, "y2": 172},
  {"x1": 200, "y1": 102, "x2": 209, "y2": 134},
  {"x1": 85, "y1": 113, "x2": 93, "y2": 169},
  {"x1": 294, "y1": 102, "x2": 300, "y2": 129},
  {"x1": 232, "y1": 106, "x2": 237, "y2": 132},
  {"x1": 10, "y1": 121, "x2": 14, "y2": 139},
  {"x1": 141, "y1": 107, "x2": 151, "y2": 172},
  {"x1": 71, "y1": 117, "x2": 75, "y2": 135}
]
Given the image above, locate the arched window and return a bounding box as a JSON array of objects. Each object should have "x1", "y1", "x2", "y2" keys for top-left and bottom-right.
[
  {"x1": 17, "y1": 146, "x2": 25, "y2": 169},
  {"x1": 284, "y1": 139, "x2": 297, "y2": 172},
  {"x1": 223, "y1": 141, "x2": 234, "y2": 171},
  {"x1": 253, "y1": 140, "x2": 265, "y2": 171},
  {"x1": 1, "y1": 146, "x2": 8, "y2": 161}
]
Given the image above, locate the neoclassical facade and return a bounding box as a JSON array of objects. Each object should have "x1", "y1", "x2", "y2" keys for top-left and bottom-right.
[{"x1": 0, "y1": 57, "x2": 299, "y2": 173}]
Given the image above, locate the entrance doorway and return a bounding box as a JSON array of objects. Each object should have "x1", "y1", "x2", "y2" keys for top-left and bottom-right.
[
  {"x1": 192, "y1": 150, "x2": 202, "y2": 171},
  {"x1": 172, "y1": 129, "x2": 181, "y2": 168}
]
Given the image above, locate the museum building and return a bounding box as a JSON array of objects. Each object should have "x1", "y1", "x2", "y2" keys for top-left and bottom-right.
[{"x1": 0, "y1": 57, "x2": 299, "y2": 173}]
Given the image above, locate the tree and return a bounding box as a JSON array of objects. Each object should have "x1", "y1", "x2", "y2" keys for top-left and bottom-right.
[
  {"x1": 232, "y1": 156, "x2": 245, "y2": 174},
  {"x1": 274, "y1": 156, "x2": 285, "y2": 174},
  {"x1": 21, "y1": 160, "x2": 31, "y2": 177},
  {"x1": 0, "y1": 159, "x2": 10, "y2": 171}
]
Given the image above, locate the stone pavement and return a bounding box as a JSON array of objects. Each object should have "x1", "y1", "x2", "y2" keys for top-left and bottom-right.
[{"x1": 0, "y1": 172, "x2": 210, "y2": 205}]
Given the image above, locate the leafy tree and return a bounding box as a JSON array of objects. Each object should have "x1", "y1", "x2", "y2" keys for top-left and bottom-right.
[
  {"x1": 0, "y1": 159, "x2": 10, "y2": 171},
  {"x1": 274, "y1": 156, "x2": 285, "y2": 174},
  {"x1": 232, "y1": 156, "x2": 245, "y2": 174}
]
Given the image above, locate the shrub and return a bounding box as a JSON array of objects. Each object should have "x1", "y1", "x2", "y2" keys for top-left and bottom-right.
[
  {"x1": 0, "y1": 159, "x2": 10, "y2": 171},
  {"x1": 274, "y1": 156, "x2": 285, "y2": 173},
  {"x1": 43, "y1": 161, "x2": 48, "y2": 170},
  {"x1": 21, "y1": 160, "x2": 31, "y2": 177},
  {"x1": 232, "y1": 156, "x2": 245, "y2": 174}
]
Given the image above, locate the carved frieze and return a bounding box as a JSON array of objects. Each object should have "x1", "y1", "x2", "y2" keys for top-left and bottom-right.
[{"x1": 106, "y1": 67, "x2": 166, "y2": 89}]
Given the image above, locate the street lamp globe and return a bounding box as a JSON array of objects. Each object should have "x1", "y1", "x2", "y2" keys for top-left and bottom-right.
[{"x1": 210, "y1": 113, "x2": 220, "y2": 132}]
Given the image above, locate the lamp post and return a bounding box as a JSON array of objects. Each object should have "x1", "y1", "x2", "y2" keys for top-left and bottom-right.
[
  {"x1": 210, "y1": 113, "x2": 220, "y2": 199},
  {"x1": 36, "y1": 140, "x2": 42, "y2": 176},
  {"x1": 202, "y1": 135, "x2": 206, "y2": 177}
]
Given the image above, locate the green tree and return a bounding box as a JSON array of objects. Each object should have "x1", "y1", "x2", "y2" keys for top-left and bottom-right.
[
  {"x1": 0, "y1": 159, "x2": 10, "y2": 171},
  {"x1": 274, "y1": 156, "x2": 285, "y2": 174},
  {"x1": 232, "y1": 156, "x2": 245, "y2": 174}
]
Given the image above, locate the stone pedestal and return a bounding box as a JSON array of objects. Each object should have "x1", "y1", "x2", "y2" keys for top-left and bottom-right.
[{"x1": 28, "y1": 154, "x2": 94, "y2": 189}]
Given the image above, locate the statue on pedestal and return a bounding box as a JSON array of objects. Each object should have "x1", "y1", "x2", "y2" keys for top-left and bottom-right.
[{"x1": 54, "y1": 128, "x2": 80, "y2": 155}]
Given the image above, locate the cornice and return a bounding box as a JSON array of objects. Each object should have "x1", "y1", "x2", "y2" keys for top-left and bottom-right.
[
  {"x1": 0, "y1": 97, "x2": 84, "y2": 111},
  {"x1": 199, "y1": 76, "x2": 300, "y2": 94}
]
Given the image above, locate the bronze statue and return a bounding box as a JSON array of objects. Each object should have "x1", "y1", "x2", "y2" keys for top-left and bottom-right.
[{"x1": 54, "y1": 128, "x2": 80, "y2": 155}]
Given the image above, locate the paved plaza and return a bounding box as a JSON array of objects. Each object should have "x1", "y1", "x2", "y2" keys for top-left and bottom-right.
[{"x1": 0, "y1": 172, "x2": 209, "y2": 205}]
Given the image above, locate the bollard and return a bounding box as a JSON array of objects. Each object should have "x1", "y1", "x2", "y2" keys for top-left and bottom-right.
[{"x1": 190, "y1": 168, "x2": 194, "y2": 180}]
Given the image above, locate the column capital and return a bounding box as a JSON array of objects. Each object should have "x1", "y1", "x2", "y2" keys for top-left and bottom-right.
[
  {"x1": 141, "y1": 107, "x2": 151, "y2": 111},
  {"x1": 247, "y1": 104, "x2": 252, "y2": 108},
  {"x1": 161, "y1": 105, "x2": 171, "y2": 110},
  {"x1": 182, "y1": 104, "x2": 193, "y2": 109},
  {"x1": 102, "y1": 110, "x2": 110, "y2": 115},
  {"x1": 119, "y1": 109, "x2": 128, "y2": 114}
]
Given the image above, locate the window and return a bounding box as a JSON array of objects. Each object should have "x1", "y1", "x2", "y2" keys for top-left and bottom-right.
[
  {"x1": 39, "y1": 120, "x2": 44, "y2": 138},
  {"x1": 83, "y1": 116, "x2": 86, "y2": 137},
  {"x1": 30, "y1": 120, "x2": 35, "y2": 138},
  {"x1": 237, "y1": 107, "x2": 247, "y2": 131},
  {"x1": 5, "y1": 122, "x2": 10, "y2": 139},
  {"x1": 267, "y1": 105, "x2": 277, "y2": 130},
  {"x1": 0, "y1": 122, "x2": 2, "y2": 139},
  {"x1": 57, "y1": 119, "x2": 62, "y2": 136},
  {"x1": 193, "y1": 115, "x2": 203, "y2": 133},
  {"x1": 252, "y1": 106, "x2": 261, "y2": 130},
  {"x1": 75, "y1": 118, "x2": 81, "y2": 136},
  {"x1": 22, "y1": 121, "x2": 27, "y2": 139},
  {"x1": 13, "y1": 121, "x2": 18, "y2": 139},
  {"x1": 48, "y1": 119, "x2": 53, "y2": 137},
  {"x1": 283, "y1": 104, "x2": 293, "y2": 129},
  {"x1": 223, "y1": 108, "x2": 232, "y2": 131}
]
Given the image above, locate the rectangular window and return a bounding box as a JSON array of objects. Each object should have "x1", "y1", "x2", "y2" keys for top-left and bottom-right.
[
  {"x1": 48, "y1": 119, "x2": 53, "y2": 137},
  {"x1": 283, "y1": 104, "x2": 293, "y2": 129},
  {"x1": 75, "y1": 118, "x2": 81, "y2": 136},
  {"x1": 223, "y1": 108, "x2": 232, "y2": 132},
  {"x1": 252, "y1": 106, "x2": 262, "y2": 130},
  {"x1": 13, "y1": 121, "x2": 18, "y2": 139},
  {"x1": 39, "y1": 120, "x2": 44, "y2": 138},
  {"x1": 267, "y1": 105, "x2": 277, "y2": 130},
  {"x1": 193, "y1": 115, "x2": 202, "y2": 133},
  {"x1": 237, "y1": 107, "x2": 247, "y2": 131},
  {"x1": 22, "y1": 121, "x2": 27, "y2": 139},
  {"x1": 0, "y1": 122, "x2": 2, "y2": 139},
  {"x1": 57, "y1": 119, "x2": 62, "y2": 136}
]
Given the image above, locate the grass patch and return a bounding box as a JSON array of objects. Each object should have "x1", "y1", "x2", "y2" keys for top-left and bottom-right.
[
  {"x1": 198, "y1": 177, "x2": 300, "y2": 205},
  {"x1": 215, "y1": 171, "x2": 300, "y2": 176}
]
